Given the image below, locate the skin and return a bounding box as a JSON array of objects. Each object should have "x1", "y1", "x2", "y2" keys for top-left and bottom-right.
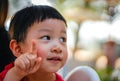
[{"x1": 4, "y1": 19, "x2": 68, "y2": 81}]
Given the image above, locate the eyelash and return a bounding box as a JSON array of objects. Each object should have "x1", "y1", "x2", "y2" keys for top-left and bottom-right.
[
  {"x1": 60, "y1": 37, "x2": 66, "y2": 42},
  {"x1": 41, "y1": 35, "x2": 50, "y2": 40},
  {"x1": 41, "y1": 35, "x2": 66, "y2": 42}
]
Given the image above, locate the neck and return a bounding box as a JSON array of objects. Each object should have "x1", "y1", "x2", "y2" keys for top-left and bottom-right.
[{"x1": 25, "y1": 70, "x2": 56, "y2": 81}]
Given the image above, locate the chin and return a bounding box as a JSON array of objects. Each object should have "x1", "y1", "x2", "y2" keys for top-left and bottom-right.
[{"x1": 47, "y1": 67, "x2": 61, "y2": 73}]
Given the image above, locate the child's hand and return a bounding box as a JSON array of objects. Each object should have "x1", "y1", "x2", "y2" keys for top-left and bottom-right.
[{"x1": 13, "y1": 40, "x2": 42, "y2": 78}]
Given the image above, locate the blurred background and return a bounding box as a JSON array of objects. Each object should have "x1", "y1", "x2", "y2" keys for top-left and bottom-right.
[{"x1": 6, "y1": 0, "x2": 120, "y2": 81}]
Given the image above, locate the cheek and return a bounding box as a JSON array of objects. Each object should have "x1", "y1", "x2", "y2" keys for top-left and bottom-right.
[
  {"x1": 37, "y1": 47, "x2": 47, "y2": 58},
  {"x1": 65, "y1": 51, "x2": 68, "y2": 60},
  {"x1": 64, "y1": 48, "x2": 68, "y2": 56},
  {"x1": 63, "y1": 49, "x2": 68, "y2": 60}
]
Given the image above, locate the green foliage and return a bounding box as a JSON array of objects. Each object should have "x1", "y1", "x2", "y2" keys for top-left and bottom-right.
[{"x1": 96, "y1": 67, "x2": 120, "y2": 81}]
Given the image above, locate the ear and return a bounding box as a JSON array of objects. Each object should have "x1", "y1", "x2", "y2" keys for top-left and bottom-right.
[{"x1": 10, "y1": 40, "x2": 22, "y2": 57}]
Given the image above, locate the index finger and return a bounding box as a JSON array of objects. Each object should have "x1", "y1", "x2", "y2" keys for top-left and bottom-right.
[{"x1": 30, "y1": 40, "x2": 37, "y2": 55}]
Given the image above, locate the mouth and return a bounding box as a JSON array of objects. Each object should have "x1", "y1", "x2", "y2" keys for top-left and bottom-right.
[{"x1": 47, "y1": 57, "x2": 62, "y2": 61}]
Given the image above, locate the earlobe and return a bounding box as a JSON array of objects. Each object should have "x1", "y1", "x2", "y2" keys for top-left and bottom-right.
[{"x1": 10, "y1": 40, "x2": 22, "y2": 57}]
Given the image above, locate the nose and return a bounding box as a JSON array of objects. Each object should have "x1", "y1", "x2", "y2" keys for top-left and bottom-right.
[
  {"x1": 51, "y1": 41, "x2": 62, "y2": 53},
  {"x1": 51, "y1": 47, "x2": 62, "y2": 53}
]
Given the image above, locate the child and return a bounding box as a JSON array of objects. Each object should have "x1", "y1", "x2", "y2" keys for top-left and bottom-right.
[{"x1": 0, "y1": 5, "x2": 68, "y2": 81}]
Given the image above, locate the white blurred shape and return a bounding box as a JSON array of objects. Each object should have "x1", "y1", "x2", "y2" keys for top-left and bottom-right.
[{"x1": 31, "y1": 0, "x2": 51, "y2": 6}]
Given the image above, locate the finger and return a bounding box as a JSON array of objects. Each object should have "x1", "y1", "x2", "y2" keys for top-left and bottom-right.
[
  {"x1": 29, "y1": 57, "x2": 42, "y2": 73},
  {"x1": 15, "y1": 55, "x2": 27, "y2": 71},
  {"x1": 25, "y1": 54, "x2": 33, "y2": 70},
  {"x1": 30, "y1": 40, "x2": 37, "y2": 55},
  {"x1": 27, "y1": 54, "x2": 36, "y2": 70}
]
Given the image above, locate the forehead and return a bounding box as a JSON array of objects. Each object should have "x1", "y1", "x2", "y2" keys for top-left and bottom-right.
[
  {"x1": 30, "y1": 19, "x2": 66, "y2": 31},
  {"x1": 25, "y1": 19, "x2": 67, "y2": 38}
]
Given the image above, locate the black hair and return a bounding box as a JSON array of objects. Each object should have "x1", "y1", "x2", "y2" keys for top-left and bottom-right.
[{"x1": 9, "y1": 5, "x2": 67, "y2": 42}]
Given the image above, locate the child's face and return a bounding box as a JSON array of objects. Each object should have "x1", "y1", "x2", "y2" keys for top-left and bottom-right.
[{"x1": 20, "y1": 19, "x2": 68, "y2": 72}]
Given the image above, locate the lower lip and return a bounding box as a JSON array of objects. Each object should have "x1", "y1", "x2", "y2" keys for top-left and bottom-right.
[{"x1": 48, "y1": 60, "x2": 61, "y2": 63}]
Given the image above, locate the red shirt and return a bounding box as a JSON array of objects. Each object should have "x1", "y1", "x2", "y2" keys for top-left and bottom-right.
[{"x1": 0, "y1": 63, "x2": 64, "y2": 81}]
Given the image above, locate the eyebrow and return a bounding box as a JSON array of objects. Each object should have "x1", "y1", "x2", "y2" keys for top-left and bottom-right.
[
  {"x1": 38, "y1": 28, "x2": 66, "y2": 34},
  {"x1": 38, "y1": 28, "x2": 52, "y2": 32}
]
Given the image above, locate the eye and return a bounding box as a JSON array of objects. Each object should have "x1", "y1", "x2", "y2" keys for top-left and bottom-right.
[
  {"x1": 60, "y1": 37, "x2": 66, "y2": 42},
  {"x1": 41, "y1": 36, "x2": 50, "y2": 40}
]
